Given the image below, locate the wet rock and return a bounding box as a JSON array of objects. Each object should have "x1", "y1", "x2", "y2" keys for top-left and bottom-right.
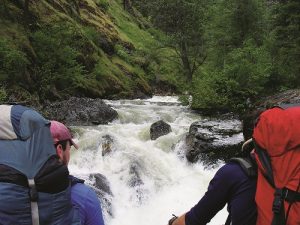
[
  {"x1": 89, "y1": 173, "x2": 114, "y2": 216},
  {"x1": 89, "y1": 173, "x2": 113, "y2": 195},
  {"x1": 127, "y1": 162, "x2": 146, "y2": 204},
  {"x1": 133, "y1": 90, "x2": 152, "y2": 100},
  {"x1": 151, "y1": 79, "x2": 177, "y2": 96},
  {"x1": 43, "y1": 97, "x2": 118, "y2": 126},
  {"x1": 102, "y1": 134, "x2": 114, "y2": 156},
  {"x1": 128, "y1": 163, "x2": 144, "y2": 187},
  {"x1": 150, "y1": 120, "x2": 172, "y2": 140},
  {"x1": 185, "y1": 117, "x2": 244, "y2": 164}
]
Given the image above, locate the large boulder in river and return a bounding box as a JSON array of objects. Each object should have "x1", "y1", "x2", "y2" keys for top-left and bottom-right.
[
  {"x1": 72, "y1": 173, "x2": 113, "y2": 217},
  {"x1": 43, "y1": 97, "x2": 118, "y2": 126},
  {"x1": 150, "y1": 120, "x2": 172, "y2": 140},
  {"x1": 241, "y1": 89, "x2": 300, "y2": 140},
  {"x1": 185, "y1": 115, "x2": 244, "y2": 164},
  {"x1": 89, "y1": 173, "x2": 114, "y2": 217}
]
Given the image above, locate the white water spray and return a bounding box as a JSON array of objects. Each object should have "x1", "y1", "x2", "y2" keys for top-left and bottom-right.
[{"x1": 68, "y1": 96, "x2": 228, "y2": 225}]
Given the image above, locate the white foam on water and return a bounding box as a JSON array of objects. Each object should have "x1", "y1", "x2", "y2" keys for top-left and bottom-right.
[{"x1": 69, "y1": 96, "x2": 232, "y2": 225}]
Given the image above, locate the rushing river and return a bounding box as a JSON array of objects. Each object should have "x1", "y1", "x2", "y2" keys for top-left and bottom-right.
[{"x1": 68, "y1": 96, "x2": 229, "y2": 225}]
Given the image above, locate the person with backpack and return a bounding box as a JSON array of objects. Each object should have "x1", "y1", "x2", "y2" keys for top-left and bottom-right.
[
  {"x1": 251, "y1": 105, "x2": 300, "y2": 225},
  {"x1": 0, "y1": 105, "x2": 81, "y2": 225},
  {"x1": 167, "y1": 145, "x2": 257, "y2": 225},
  {"x1": 50, "y1": 120, "x2": 105, "y2": 225}
]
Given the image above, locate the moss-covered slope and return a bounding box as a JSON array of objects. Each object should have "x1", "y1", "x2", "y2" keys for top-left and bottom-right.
[{"x1": 0, "y1": 0, "x2": 179, "y2": 103}]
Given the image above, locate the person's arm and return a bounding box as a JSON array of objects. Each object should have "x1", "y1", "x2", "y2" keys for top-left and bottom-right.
[
  {"x1": 172, "y1": 214, "x2": 186, "y2": 225},
  {"x1": 171, "y1": 164, "x2": 236, "y2": 225},
  {"x1": 84, "y1": 188, "x2": 105, "y2": 225},
  {"x1": 185, "y1": 164, "x2": 235, "y2": 225}
]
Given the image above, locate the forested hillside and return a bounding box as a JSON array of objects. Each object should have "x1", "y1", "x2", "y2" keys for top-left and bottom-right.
[
  {"x1": 1, "y1": 0, "x2": 299, "y2": 113},
  {"x1": 133, "y1": 0, "x2": 300, "y2": 112},
  {"x1": 0, "y1": 0, "x2": 181, "y2": 105}
]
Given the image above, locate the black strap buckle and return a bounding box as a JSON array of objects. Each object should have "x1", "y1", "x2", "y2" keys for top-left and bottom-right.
[
  {"x1": 272, "y1": 189, "x2": 284, "y2": 214},
  {"x1": 285, "y1": 187, "x2": 300, "y2": 203}
]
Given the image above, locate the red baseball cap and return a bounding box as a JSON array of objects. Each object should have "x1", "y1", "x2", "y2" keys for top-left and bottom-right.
[{"x1": 50, "y1": 120, "x2": 78, "y2": 149}]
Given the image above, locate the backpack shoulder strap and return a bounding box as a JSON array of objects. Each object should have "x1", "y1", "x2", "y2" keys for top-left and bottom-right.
[
  {"x1": 229, "y1": 157, "x2": 257, "y2": 178},
  {"x1": 253, "y1": 139, "x2": 275, "y2": 187}
]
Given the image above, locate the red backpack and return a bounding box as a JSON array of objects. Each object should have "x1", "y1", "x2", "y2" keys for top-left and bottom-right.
[{"x1": 253, "y1": 105, "x2": 300, "y2": 225}]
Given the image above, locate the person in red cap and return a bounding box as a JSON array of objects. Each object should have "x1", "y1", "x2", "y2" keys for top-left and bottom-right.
[
  {"x1": 50, "y1": 120, "x2": 79, "y2": 165},
  {"x1": 50, "y1": 120, "x2": 105, "y2": 225}
]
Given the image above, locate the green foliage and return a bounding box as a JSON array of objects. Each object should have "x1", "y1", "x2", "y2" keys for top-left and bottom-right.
[
  {"x1": 228, "y1": 0, "x2": 265, "y2": 46},
  {"x1": 223, "y1": 39, "x2": 271, "y2": 94},
  {"x1": 82, "y1": 26, "x2": 99, "y2": 45},
  {"x1": 151, "y1": 0, "x2": 203, "y2": 36},
  {"x1": 0, "y1": 0, "x2": 9, "y2": 19},
  {"x1": 115, "y1": 44, "x2": 130, "y2": 62},
  {"x1": 94, "y1": 0, "x2": 110, "y2": 11},
  {"x1": 266, "y1": 0, "x2": 300, "y2": 90},
  {"x1": 191, "y1": 72, "x2": 229, "y2": 110},
  {"x1": 0, "y1": 0, "x2": 20, "y2": 22},
  {"x1": 108, "y1": 0, "x2": 177, "y2": 85},
  {"x1": 149, "y1": 0, "x2": 208, "y2": 81},
  {"x1": 189, "y1": 0, "x2": 274, "y2": 111},
  {"x1": 0, "y1": 0, "x2": 181, "y2": 103},
  {"x1": 207, "y1": 0, "x2": 266, "y2": 68},
  {"x1": 92, "y1": 60, "x2": 115, "y2": 82},
  {"x1": 0, "y1": 37, "x2": 29, "y2": 86},
  {"x1": 30, "y1": 23, "x2": 85, "y2": 99},
  {"x1": 2, "y1": 0, "x2": 299, "y2": 111},
  {"x1": 0, "y1": 86, "x2": 7, "y2": 102},
  {"x1": 192, "y1": 39, "x2": 271, "y2": 111},
  {"x1": 131, "y1": 0, "x2": 154, "y2": 17}
]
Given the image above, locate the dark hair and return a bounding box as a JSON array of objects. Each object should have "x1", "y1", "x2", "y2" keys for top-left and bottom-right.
[
  {"x1": 236, "y1": 139, "x2": 254, "y2": 158},
  {"x1": 54, "y1": 140, "x2": 70, "y2": 151}
]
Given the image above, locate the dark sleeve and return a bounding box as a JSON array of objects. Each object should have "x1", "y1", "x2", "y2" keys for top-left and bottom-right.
[
  {"x1": 71, "y1": 183, "x2": 105, "y2": 225},
  {"x1": 85, "y1": 188, "x2": 105, "y2": 225},
  {"x1": 185, "y1": 164, "x2": 237, "y2": 225}
]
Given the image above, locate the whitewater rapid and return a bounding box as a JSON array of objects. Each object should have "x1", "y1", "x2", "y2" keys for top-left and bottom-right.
[{"x1": 68, "y1": 96, "x2": 228, "y2": 225}]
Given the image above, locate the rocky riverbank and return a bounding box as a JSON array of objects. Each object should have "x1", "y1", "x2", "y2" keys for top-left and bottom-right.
[
  {"x1": 37, "y1": 89, "x2": 300, "y2": 165},
  {"x1": 41, "y1": 97, "x2": 118, "y2": 126},
  {"x1": 184, "y1": 89, "x2": 300, "y2": 164}
]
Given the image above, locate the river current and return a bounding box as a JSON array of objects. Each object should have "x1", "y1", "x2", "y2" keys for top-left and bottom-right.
[{"x1": 68, "y1": 96, "x2": 228, "y2": 225}]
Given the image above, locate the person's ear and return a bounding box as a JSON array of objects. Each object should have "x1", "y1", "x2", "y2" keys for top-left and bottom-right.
[{"x1": 56, "y1": 144, "x2": 64, "y2": 161}]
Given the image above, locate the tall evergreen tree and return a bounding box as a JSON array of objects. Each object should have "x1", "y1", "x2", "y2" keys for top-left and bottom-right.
[
  {"x1": 190, "y1": 0, "x2": 270, "y2": 111},
  {"x1": 267, "y1": 0, "x2": 300, "y2": 90},
  {"x1": 208, "y1": 0, "x2": 266, "y2": 69}
]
